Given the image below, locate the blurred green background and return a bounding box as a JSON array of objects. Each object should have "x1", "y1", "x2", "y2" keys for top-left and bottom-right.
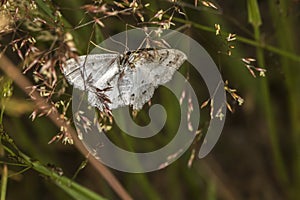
[{"x1": 0, "y1": 0, "x2": 300, "y2": 199}]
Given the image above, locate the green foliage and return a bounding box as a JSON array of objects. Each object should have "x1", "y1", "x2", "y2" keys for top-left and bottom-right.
[{"x1": 0, "y1": 77, "x2": 13, "y2": 123}]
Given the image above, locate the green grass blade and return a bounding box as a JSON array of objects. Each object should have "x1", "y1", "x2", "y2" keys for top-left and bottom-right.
[
  {"x1": 247, "y1": 0, "x2": 262, "y2": 27},
  {"x1": 0, "y1": 165, "x2": 8, "y2": 200}
]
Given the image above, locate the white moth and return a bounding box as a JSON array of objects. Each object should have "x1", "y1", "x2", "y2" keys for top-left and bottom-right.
[{"x1": 63, "y1": 49, "x2": 187, "y2": 110}]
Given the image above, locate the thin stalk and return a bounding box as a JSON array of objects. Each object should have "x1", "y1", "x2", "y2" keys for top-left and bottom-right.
[
  {"x1": 0, "y1": 165, "x2": 8, "y2": 200},
  {"x1": 24, "y1": 155, "x2": 107, "y2": 200},
  {"x1": 0, "y1": 89, "x2": 7, "y2": 200},
  {"x1": 267, "y1": 0, "x2": 300, "y2": 197},
  {"x1": 254, "y1": 26, "x2": 288, "y2": 184},
  {"x1": 0, "y1": 107, "x2": 4, "y2": 125},
  {"x1": 249, "y1": 0, "x2": 288, "y2": 186},
  {"x1": 170, "y1": 17, "x2": 300, "y2": 63},
  {"x1": 0, "y1": 130, "x2": 107, "y2": 200},
  {"x1": 111, "y1": 115, "x2": 162, "y2": 200}
]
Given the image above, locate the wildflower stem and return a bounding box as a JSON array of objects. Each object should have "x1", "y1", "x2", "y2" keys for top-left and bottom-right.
[
  {"x1": 171, "y1": 16, "x2": 300, "y2": 62},
  {"x1": 0, "y1": 165, "x2": 8, "y2": 200},
  {"x1": 267, "y1": 0, "x2": 300, "y2": 197},
  {"x1": 249, "y1": 0, "x2": 288, "y2": 186},
  {"x1": 0, "y1": 106, "x2": 4, "y2": 125}
]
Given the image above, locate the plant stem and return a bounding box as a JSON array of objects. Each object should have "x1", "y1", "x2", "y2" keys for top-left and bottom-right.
[
  {"x1": 0, "y1": 129, "x2": 107, "y2": 200},
  {"x1": 267, "y1": 0, "x2": 300, "y2": 197},
  {"x1": 0, "y1": 165, "x2": 8, "y2": 200},
  {"x1": 249, "y1": 0, "x2": 288, "y2": 186},
  {"x1": 171, "y1": 17, "x2": 300, "y2": 62},
  {"x1": 0, "y1": 106, "x2": 4, "y2": 125}
]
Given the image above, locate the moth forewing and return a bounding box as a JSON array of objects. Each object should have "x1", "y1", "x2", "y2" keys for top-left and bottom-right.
[
  {"x1": 63, "y1": 58, "x2": 86, "y2": 91},
  {"x1": 63, "y1": 48, "x2": 187, "y2": 111}
]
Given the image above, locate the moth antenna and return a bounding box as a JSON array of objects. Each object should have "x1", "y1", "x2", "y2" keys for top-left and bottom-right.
[
  {"x1": 108, "y1": 36, "x2": 129, "y2": 53},
  {"x1": 90, "y1": 41, "x2": 119, "y2": 54}
]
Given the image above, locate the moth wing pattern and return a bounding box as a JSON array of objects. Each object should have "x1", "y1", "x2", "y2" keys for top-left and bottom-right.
[
  {"x1": 63, "y1": 49, "x2": 187, "y2": 111},
  {"x1": 93, "y1": 65, "x2": 134, "y2": 110},
  {"x1": 63, "y1": 54, "x2": 120, "y2": 110},
  {"x1": 129, "y1": 49, "x2": 187, "y2": 110},
  {"x1": 63, "y1": 54, "x2": 119, "y2": 90}
]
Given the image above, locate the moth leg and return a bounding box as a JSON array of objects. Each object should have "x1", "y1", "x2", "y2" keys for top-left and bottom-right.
[{"x1": 117, "y1": 70, "x2": 124, "y2": 96}]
